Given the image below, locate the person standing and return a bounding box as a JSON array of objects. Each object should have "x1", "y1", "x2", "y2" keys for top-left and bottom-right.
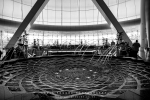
[{"x1": 132, "y1": 40, "x2": 140, "y2": 59}]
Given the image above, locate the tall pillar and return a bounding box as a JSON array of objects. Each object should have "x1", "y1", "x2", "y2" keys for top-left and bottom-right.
[
  {"x1": 140, "y1": 0, "x2": 146, "y2": 60},
  {"x1": 145, "y1": 0, "x2": 150, "y2": 62}
]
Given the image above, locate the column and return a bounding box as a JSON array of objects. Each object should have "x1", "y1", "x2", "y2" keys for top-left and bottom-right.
[
  {"x1": 140, "y1": 0, "x2": 146, "y2": 60},
  {"x1": 145, "y1": 0, "x2": 150, "y2": 61}
]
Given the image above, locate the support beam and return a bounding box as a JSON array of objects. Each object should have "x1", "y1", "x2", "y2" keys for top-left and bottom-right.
[
  {"x1": 140, "y1": 0, "x2": 146, "y2": 60},
  {"x1": 145, "y1": 0, "x2": 150, "y2": 48},
  {"x1": 145, "y1": 0, "x2": 150, "y2": 62},
  {"x1": 5, "y1": 0, "x2": 49, "y2": 49},
  {"x1": 92, "y1": 0, "x2": 132, "y2": 46}
]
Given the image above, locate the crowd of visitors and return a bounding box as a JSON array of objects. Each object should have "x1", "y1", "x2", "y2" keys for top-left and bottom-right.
[
  {"x1": 0, "y1": 37, "x2": 141, "y2": 60},
  {"x1": 119, "y1": 40, "x2": 140, "y2": 59}
]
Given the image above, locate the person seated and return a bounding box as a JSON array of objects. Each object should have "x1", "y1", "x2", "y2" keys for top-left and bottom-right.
[
  {"x1": 3, "y1": 47, "x2": 15, "y2": 60},
  {"x1": 111, "y1": 40, "x2": 115, "y2": 46},
  {"x1": 33, "y1": 39, "x2": 37, "y2": 49},
  {"x1": 15, "y1": 44, "x2": 25, "y2": 58},
  {"x1": 125, "y1": 42, "x2": 132, "y2": 57},
  {"x1": 18, "y1": 38, "x2": 24, "y2": 47}
]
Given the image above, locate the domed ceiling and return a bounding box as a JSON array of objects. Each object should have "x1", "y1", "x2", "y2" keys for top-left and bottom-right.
[{"x1": 0, "y1": 0, "x2": 140, "y2": 26}]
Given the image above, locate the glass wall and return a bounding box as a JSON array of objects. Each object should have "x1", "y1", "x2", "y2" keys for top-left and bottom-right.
[
  {"x1": 0, "y1": 25, "x2": 140, "y2": 50},
  {"x1": 0, "y1": 30, "x2": 13, "y2": 50},
  {"x1": 0, "y1": 0, "x2": 140, "y2": 25},
  {"x1": 27, "y1": 30, "x2": 116, "y2": 46}
]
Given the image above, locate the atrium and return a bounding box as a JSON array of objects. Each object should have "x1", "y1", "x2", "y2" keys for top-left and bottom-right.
[{"x1": 0, "y1": 0, "x2": 150, "y2": 100}]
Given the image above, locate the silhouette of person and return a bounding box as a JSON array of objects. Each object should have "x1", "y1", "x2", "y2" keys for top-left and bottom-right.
[{"x1": 132, "y1": 40, "x2": 140, "y2": 59}]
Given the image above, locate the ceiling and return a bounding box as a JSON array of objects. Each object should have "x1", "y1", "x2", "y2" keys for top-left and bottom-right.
[{"x1": 0, "y1": 0, "x2": 140, "y2": 26}]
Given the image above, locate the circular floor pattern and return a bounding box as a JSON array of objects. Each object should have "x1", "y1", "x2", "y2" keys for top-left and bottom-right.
[{"x1": 0, "y1": 56, "x2": 150, "y2": 99}]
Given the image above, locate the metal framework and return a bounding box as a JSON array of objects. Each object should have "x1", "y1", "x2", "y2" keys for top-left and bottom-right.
[
  {"x1": 5, "y1": 0, "x2": 133, "y2": 49},
  {"x1": 5, "y1": 0, "x2": 49, "y2": 49},
  {"x1": 92, "y1": 0, "x2": 132, "y2": 46}
]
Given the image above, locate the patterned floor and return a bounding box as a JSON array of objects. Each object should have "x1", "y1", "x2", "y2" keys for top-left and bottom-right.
[{"x1": 0, "y1": 56, "x2": 150, "y2": 99}]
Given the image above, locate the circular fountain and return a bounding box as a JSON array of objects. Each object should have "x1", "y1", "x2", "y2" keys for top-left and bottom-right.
[{"x1": 0, "y1": 55, "x2": 150, "y2": 99}]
